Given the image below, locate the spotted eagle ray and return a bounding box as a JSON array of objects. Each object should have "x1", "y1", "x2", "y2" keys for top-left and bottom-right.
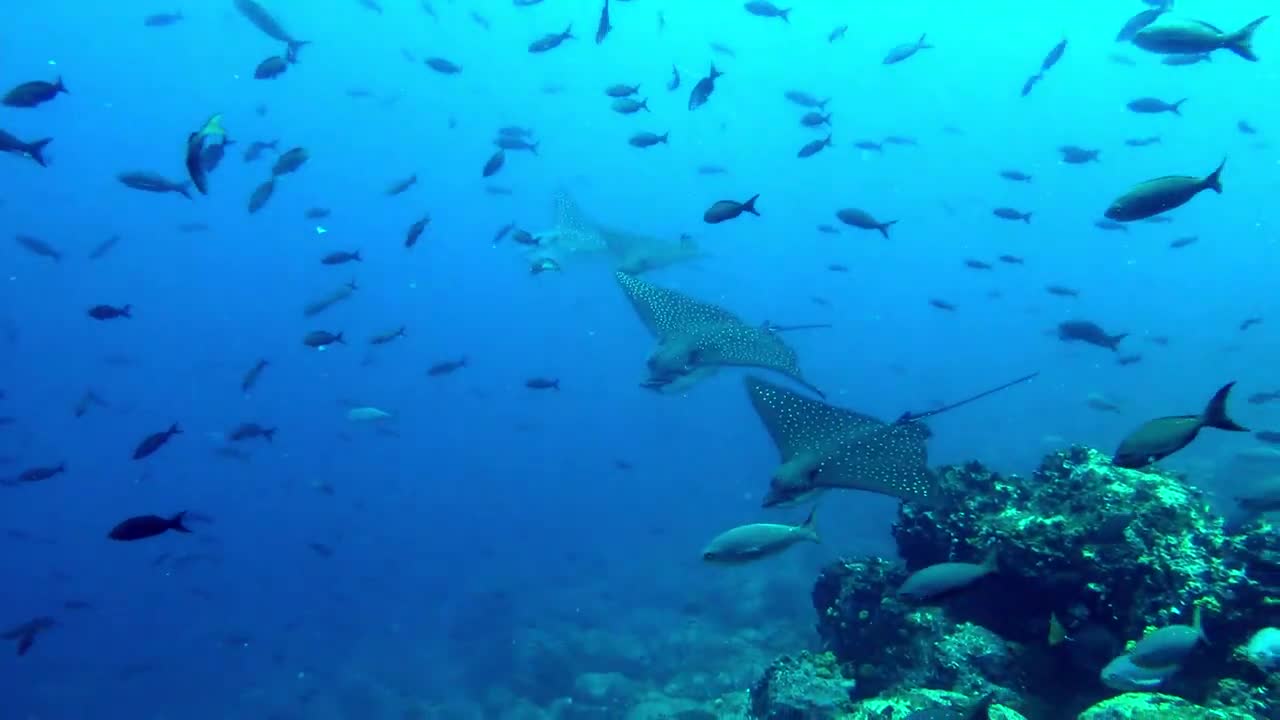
[
  {"x1": 745, "y1": 375, "x2": 937, "y2": 507},
  {"x1": 616, "y1": 272, "x2": 825, "y2": 396},
  {"x1": 528, "y1": 191, "x2": 703, "y2": 274}
]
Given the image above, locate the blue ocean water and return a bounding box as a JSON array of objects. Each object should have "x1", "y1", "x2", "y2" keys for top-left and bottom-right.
[{"x1": 0, "y1": 0, "x2": 1275, "y2": 717}]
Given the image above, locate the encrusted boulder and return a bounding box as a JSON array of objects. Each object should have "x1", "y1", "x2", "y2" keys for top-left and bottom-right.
[
  {"x1": 811, "y1": 446, "x2": 1280, "y2": 717},
  {"x1": 1076, "y1": 692, "x2": 1256, "y2": 720},
  {"x1": 845, "y1": 689, "x2": 1029, "y2": 720},
  {"x1": 748, "y1": 651, "x2": 855, "y2": 719}
]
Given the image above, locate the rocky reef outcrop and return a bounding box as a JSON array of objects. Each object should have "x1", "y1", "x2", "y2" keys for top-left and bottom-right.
[{"x1": 809, "y1": 446, "x2": 1280, "y2": 718}]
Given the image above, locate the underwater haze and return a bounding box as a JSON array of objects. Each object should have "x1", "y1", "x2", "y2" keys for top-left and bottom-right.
[{"x1": 1, "y1": 0, "x2": 1277, "y2": 717}]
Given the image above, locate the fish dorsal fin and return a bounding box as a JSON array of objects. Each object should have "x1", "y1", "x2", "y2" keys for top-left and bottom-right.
[
  {"x1": 747, "y1": 376, "x2": 938, "y2": 503},
  {"x1": 616, "y1": 271, "x2": 740, "y2": 340}
]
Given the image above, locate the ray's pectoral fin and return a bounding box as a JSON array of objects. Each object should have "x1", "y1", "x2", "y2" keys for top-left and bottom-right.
[{"x1": 746, "y1": 375, "x2": 939, "y2": 506}]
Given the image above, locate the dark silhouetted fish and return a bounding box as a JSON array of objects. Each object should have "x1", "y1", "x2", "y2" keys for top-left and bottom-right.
[
  {"x1": 303, "y1": 330, "x2": 343, "y2": 348},
  {"x1": 1057, "y1": 321, "x2": 1124, "y2": 349},
  {"x1": 18, "y1": 463, "x2": 65, "y2": 482},
  {"x1": 369, "y1": 326, "x2": 406, "y2": 345},
  {"x1": 999, "y1": 169, "x2": 1032, "y2": 182},
  {"x1": 1241, "y1": 317, "x2": 1263, "y2": 331},
  {"x1": 241, "y1": 359, "x2": 269, "y2": 393},
  {"x1": 1104, "y1": 159, "x2": 1224, "y2": 222},
  {"x1": 525, "y1": 377, "x2": 560, "y2": 390},
  {"x1": 88, "y1": 304, "x2": 132, "y2": 320},
  {"x1": 247, "y1": 178, "x2": 275, "y2": 213},
  {"x1": 133, "y1": 423, "x2": 181, "y2": 460},
  {"x1": 1169, "y1": 235, "x2": 1198, "y2": 249},
  {"x1": 14, "y1": 234, "x2": 61, "y2": 262},
  {"x1": 528, "y1": 25, "x2": 574, "y2": 53},
  {"x1": 1133, "y1": 16, "x2": 1268, "y2": 61},
  {"x1": 271, "y1": 147, "x2": 308, "y2": 176},
  {"x1": 1125, "y1": 136, "x2": 1161, "y2": 147},
  {"x1": 427, "y1": 358, "x2": 467, "y2": 376},
  {"x1": 704, "y1": 195, "x2": 759, "y2": 223},
  {"x1": 667, "y1": 65, "x2": 680, "y2": 91},
  {"x1": 595, "y1": 0, "x2": 611, "y2": 43},
  {"x1": 233, "y1": 0, "x2": 310, "y2": 56},
  {"x1": 144, "y1": 12, "x2": 184, "y2": 26},
  {"x1": 1059, "y1": 145, "x2": 1100, "y2": 163},
  {"x1": 616, "y1": 272, "x2": 823, "y2": 396},
  {"x1": 229, "y1": 423, "x2": 276, "y2": 443},
  {"x1": 109, "y1": 512, "x2": 191, "y2": 541},
  {"x1": 688, "y1": 64, "x2": 723, "y2": 111},
  {"x1": 798, "y1": 135, "x2": 832, "y2": 157},
  {"x1": 254, "y1": 56, "x2": 288, "y2": 79},
  {"x1": 482, "y1": 149, "x2": 505, "y2": 177},
  {"x1": 118, "y1": 171, "x2": 191, "y2": 198},
  {"x1": 1127, "y1": 97, "x2": 1186, "y2": 115},
  {"x1": 1238, "y1": 120, "x2": 1257, "y2": 135},
  {"x1": 425, "y1": 57, "x2": 461, "y2": 74},
  {"x1": 2, "y1": 77, "x2": 67, "y2": 108},
  {"x1": 836, "y1": 208, "x2": 897, "y2": 237},
  {"x1": 929, "y1": 298, "x2": 957, "y2": 311},
  {"x1": 1114, "y1": 382, "x2": 1247, "y2": 467},
  {"x1": 883, "y1": 34, "x2": 933, "y2": 64},
  {"x1": 405, "y1": 215, "x2": 430, "y2": 248},
  {"x1": 629, "y1": 132, "x2": 668, "y2": 148},
  {"x1": 185, "y1": 114, "x2": 226, "y2": 195},
  {"x1": 993, "y1": 207, "x2": 1032, "y2": 223},
  {"x1": 0, "y1": 129, "x2": 52, "y2": 167}
]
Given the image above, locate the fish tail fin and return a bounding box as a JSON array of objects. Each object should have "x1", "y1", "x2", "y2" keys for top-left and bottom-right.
[
  {"x1": 659, "y1": 132, "x2": 669, "y2": 143},
  {"x1": 563, "y1": 23, "x2": 574, "y2": 38},
  {"x1": 780, "y1": 8, "x2": 790, "y2": 23},
  {"x1": 879, "y1": 220, "x2": 899, "y2": 238},
  {"x1": 802, "y1": 505, "x2": 820, "y2": 542},
  {"x1": 742, "y1": 194, "x2": 760, "y2": 216},
  {"x1": 264, "y1": 428, "x2": 276, "y2": 443},
  {"x1": 121, "y1": 304, "x2": 133, "y2": 318},
  {"x1": 56, "y1": 77, "x2": 68, "y2": 95},
  {"x1": 170, "y1": 511, "x2": 191, "y2": 533},
  {"x1": 1023, "y1": 212, "x2": 1032, "y2": 224},
  {"x1": 178, "y1": 182, "x2": 192, "y2": 199},
  {"x1": 918, "y1": 33, "x2": 933, "y2": 49},
  {"x1": 396, "y1": 325, "x2": 407, "y2": 337},
  {"x1": 353, "y1": 251, "x2": 362, "y2": 262},
  {"x1": 710, "y1": 63, "x2": 722, "y2": 78},
  {"x1": 552, "y1": 379, "x2": 561, "y2": 391},
  {"x1": 824, "y1": 133, "x2": 833, "y2": 146},
  {"x1": 57, "y1": 462, "x2": 67, "y2": 473},
  {"x1": 1107, "y1": 333, "x2": 1128, "y2": 350},
  {"x1": 335, "y1": 332, "x2": 346, "y2": 345},
  {"x1": 1227, "y1": 16, "x2": 1268, "y2": 61},
  {"x1": 1204, "y1": 158, "x2": 1226, "y2": 194},
  {"x1": 1203, "y1": 381, "x2": 1248, "y2": 431},
  {"x1": 287, "y1": 40, "x2": 311, "y2": 62},
  {"x1": 1171, "y1": 98, "x2": 1187, "y2": 115},
  {"x1": 26, "y1": 138, "x2": 52, "y2": 167}
]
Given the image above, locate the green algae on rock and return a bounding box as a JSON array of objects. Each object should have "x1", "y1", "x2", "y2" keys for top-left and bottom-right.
[{"x1": 1077, "y1": 692, "x2": 1256, "y2": 720}]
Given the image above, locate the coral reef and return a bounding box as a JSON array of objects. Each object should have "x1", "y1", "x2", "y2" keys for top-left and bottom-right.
[
  {"x1": 809, "y1": 446, "x2": 1280, "y2": 718},
  {"x1": 748, "y1": 651, "x2": 855, "y2": 719}
]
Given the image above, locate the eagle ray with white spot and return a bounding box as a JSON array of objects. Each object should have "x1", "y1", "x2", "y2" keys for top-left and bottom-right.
[
  {"x1": 616, "y1": 272, "x2": 824, "y2": 396},
  {"x1": 528, "y1": 191, "x2": 702, "y2": 274},
  {"x1": 745, "y1": 375, "x2": 937, "y2": 506}
]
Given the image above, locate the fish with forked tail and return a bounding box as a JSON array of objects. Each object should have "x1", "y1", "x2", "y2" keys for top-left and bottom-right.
[{"x1": 1113, "y1": 382, "x2": 1248, "y2": 468}]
